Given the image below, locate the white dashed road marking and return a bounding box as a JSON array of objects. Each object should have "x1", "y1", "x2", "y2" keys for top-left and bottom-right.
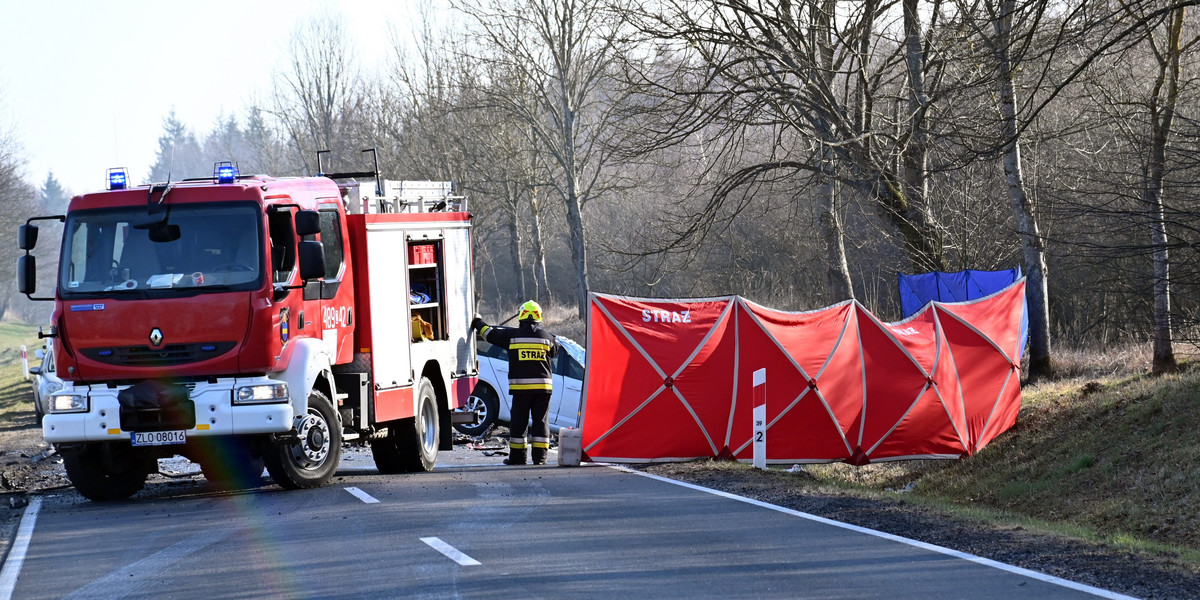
[
  {"x1": 344, "y1": 486, "x2": 380, "y2": 503},
  {"x1": 420, "y1": 537, "x2": 481, "y2": 566}
]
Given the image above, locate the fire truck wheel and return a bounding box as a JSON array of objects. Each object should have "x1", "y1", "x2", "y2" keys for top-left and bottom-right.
[
  {"x1": 195, "y1": 438, "x2": 266, "y2": 491},
  {"x1": 62, "y1": 443, "x2": 150, "y2": 501},
  {"x1": 370, "y1": 428, "x2": 405, "y2": 474},
  {"x1": 398, "y1": 378, "x2": 440, "y2": 472},
  {"x1": 453, "y1": 383, "x2": 498, "y2": 437},
  {"x1": 370, "y1": 377, "x2": 439, "y2": 473},
  {"x1": 264, "y1": 389, "x2": 342, "y2": 489}
]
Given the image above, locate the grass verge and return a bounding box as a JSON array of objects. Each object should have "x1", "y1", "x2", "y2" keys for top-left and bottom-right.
[
  {"x1": 0, "y1": 323, "x2": 40, "y2": 423},
  {"x1": 792, "y1": 358, "x2": 1200, "y2": 564}
]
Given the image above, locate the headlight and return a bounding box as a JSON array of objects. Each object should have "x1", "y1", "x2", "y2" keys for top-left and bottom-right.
[
  {"x1": 49, "y1": 394, "x2": 88, "y2": 413},
  {"x1": 234, "y1": 382, "x2": 289, "y2": 404}
]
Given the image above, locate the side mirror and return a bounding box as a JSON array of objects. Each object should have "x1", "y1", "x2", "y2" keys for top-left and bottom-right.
[
  {"x1": 18, "y1": 224, "x2": 38, "y2": 250},
  {"x1": 28, "y1": 366, "x2": 41, "y2": 376},
  {"x1": 298, "y1": 240, "x2": 326, "y2": 280},
  {"x1": 17, "y1": 255, "x2": 36, "y2": 295},
  {"x1": 295, "y1": 210, "x2": 321, "y2": 237}
]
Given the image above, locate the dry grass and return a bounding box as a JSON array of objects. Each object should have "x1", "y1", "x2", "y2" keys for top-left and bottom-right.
[
  {"x1": 797, "y1": 342, "x2": 1200, "y2": 558},
  {"x1": 0, "y1": 322, "x2": 40, "y2": 422}
]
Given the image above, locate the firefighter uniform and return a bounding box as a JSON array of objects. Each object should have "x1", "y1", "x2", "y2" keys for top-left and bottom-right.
[{"x1": 472, "y1": 301, "x2": 559, "y2": 465}]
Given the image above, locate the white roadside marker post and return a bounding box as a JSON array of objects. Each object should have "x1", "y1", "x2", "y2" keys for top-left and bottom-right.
[
  {"x1": 753, "y1": 368, "x2": 766, "y2": 470},
  {"x1": 20, "y1": 345, "x2": 28, "y2": 380}
]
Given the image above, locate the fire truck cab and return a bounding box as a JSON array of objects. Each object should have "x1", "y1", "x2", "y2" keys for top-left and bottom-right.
[{"x1": 17, "y1": 162, "x2": 477, "y2": 500}]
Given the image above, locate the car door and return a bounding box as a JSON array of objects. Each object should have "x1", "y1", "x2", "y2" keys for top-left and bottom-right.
[
  {"x1": 479, "y1": 342, "x2": 513, "y2": 421},
  {"x1": 550, "y1": 344, "x2": 585, "y2": 428}
]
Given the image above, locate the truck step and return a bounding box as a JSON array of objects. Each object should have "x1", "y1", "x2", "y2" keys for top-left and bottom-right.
[{"x1": 342, "y1": 430, "x2": 361, "y2": 441}]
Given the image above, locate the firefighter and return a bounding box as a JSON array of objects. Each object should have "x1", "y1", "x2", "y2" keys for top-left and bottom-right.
[{"x1": 472, "y1": 301, "x2": 560, "y2": 465}]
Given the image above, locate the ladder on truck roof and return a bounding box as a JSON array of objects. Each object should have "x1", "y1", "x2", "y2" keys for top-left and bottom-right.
[{"x1": 317, "y1": 149, "x2": 466, "y2": 215}]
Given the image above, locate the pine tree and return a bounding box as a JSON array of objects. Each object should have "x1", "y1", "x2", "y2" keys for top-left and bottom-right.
[
  {"x1": 148, "y1": 110, "x2": 205, "y2": 183},
  {"x1": 39, "y1": 171, "x2": 68, "y2": 210}
]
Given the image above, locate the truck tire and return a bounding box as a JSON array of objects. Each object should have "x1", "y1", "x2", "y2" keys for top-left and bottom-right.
[
  {"x1": 62, "y1": 443, "x2": 150, "y2": 501},
  {"x1": 264, "y1": 389, "x2": 341, "y2": 489},
  {"x1": 195, "y1": 437, "x2": 266, "y2": 491},
  {"x1": 370, "y1": 426, "x2": 405, "y2": 474},
  {"x1": 453, "y1": 383, "x2": 498, "y2": 437},
  {"x1": 370, "y1": 377, "x2": 439, "y2": 473},
  {"x1": 399, "y1": 377, "x2": 440, "y2": 471}
]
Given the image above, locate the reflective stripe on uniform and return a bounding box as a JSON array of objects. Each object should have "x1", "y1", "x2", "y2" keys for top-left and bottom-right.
[
  {"x1": 512, "y1": 337, "x2": 553, "y2": 346},
  {"x1": 510, "y1": 383, "x2": 552, "y2": 391},
  {"x1": 510, "y1": 378, "x2": 552, "y2": 386},
  {"x1": 508, "y1": 441, "x2": 527, "y2": 449},
  {"x1": 531, "y1": 436, "x2": 550, "y2": 449}
]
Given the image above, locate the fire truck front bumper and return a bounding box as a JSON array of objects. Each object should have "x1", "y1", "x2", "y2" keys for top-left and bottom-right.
[{"x1": 42, "y1": 377, "x2": 295, "y2": 444}]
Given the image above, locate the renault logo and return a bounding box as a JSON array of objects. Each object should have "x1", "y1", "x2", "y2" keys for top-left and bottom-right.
[{"x1": 149, "y1": 328, "x2": 164, "y2": 347}]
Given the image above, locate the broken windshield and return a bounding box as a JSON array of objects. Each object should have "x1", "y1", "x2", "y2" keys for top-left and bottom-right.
[{"x1": 59, "y1": 202, "x2": 263, "y2": 297}]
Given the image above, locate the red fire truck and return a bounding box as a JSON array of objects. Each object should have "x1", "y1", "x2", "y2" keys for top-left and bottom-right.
[{"x1": 16, "y1": 160, "x2": 478, "y2": 500}]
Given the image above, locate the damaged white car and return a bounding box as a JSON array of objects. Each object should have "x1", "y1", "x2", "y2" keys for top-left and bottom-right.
[{"x1": 455, "y1": 336, "x2": 585, "y2": 436}]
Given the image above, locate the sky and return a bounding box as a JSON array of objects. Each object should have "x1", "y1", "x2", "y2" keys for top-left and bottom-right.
[{"x1": 0, "y1": 1, "x2": 431, "y2": 197}]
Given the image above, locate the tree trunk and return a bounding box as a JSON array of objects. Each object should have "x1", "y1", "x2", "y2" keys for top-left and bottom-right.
[
  {"x1": 1147, "y1": 7, "x2": 1184, "y2": 374},
  {"x1": 564, "y1": 178, "x2": 590, "y2": 319},
  {"x1": 898, "y1": 0, "x2": 942, "y2": 273},
  {"x1": 814, "y1": 0, "x2": 853, "y2": 302},
  {"x1": 819, "y1": 166, "x2": 853, "y2": 301},
  {"x1": 529, "y1": 188, "x2": 553, "y2": 308},
  {"x1": 506, "y1": 187, "x2": 527, "y2": 304},
  {"x1": 875, "y1": 173, "x2": 949, "y2": 272},
  {"x1": 994, "y1": 0, "x2": 1052, "y2": 379}
]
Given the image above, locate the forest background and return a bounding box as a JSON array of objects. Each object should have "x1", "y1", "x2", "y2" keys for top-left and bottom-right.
[{"x1": 4, "y1": 0, "x2": 1200, "y2": 380}]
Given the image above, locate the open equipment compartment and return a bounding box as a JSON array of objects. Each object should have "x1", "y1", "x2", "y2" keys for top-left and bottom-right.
[{"x1": 408, "y1": 238, "x2": 445, "y2": 342}]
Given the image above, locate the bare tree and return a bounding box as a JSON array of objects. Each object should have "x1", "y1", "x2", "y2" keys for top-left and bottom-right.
[
  {"x1": 372, "y1": 5, "x2": 555, "y2": 309},
  {"x1": 621, "y1": 0, "x2": 953, "y2": 288},
  {"x1": 0, "y1": 122, "x2": 46, "y2": 321},
  {"x1": 271, "y1": 12, "x2": 364, "y2": 173},
  {"x1": 946, "y1": 0, "x2": 1060, "y2": 378},
  {"x1": 1130, "y1": 3, "x2": 1196, "y2": 373},
  {"x1": 456, "y1": 0, "x2": 638, "y2": 318}
]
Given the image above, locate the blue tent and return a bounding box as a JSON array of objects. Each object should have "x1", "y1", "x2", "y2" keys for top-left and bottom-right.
[{"x1": 898, "y1": 267, "x2": 1027, "y2": 357}]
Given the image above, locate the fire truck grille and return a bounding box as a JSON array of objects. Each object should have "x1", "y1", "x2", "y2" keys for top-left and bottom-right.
[{"x1": 81, "y1": 342, "x2": 237, "y2": 367}]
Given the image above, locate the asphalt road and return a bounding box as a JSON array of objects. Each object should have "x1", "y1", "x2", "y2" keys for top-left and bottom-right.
[{"x1": 0, "y1": 447, "x2": 1133, "y2": 599}]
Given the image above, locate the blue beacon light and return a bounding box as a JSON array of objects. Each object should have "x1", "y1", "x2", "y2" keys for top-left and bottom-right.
[
  {"x1": 107, "y1": 168, "x2": 128, "y2": 190},
  {"x1": 214, "y1": 162, "x2": 238, "y2": 184}
]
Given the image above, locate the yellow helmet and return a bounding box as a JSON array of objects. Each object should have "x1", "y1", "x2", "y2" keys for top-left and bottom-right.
[{"x1": 518, "y1": 300, "x2": 543, "y2": 322}]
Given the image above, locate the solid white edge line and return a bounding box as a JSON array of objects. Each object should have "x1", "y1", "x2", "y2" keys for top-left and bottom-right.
[
  {"x1": 611, "y1": 466, "x2": 1138, "y2": 600},
  {"x1": 0, "y1": 496, "x2": 42, "y2": 600},
  {"x1": 420, "y1": 536, "x2": 481, "y2": 566},
  {"x1": 344, "y1": 486, "x2": 380, "y2": 504}
]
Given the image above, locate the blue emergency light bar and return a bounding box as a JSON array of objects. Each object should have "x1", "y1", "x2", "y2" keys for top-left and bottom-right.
[
  {"x1": 214, "y1": 161, "x2": 239, "y2": 184},
  {"x1": 107, "y1": 168, "x2": 129, "y2": 190}
]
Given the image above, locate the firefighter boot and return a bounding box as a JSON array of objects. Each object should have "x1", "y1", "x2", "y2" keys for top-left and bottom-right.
[
  {"x1": 503, "y1": 448, "x2": 527, "y2": 465},
  {"x1": 531, "y1": 436, "x2": 550, "y2": 465},
  {"x1": 504, "y1": 439, "x2": 527, "y2": 465}
]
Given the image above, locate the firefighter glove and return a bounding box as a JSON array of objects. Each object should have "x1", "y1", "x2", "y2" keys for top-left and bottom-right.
[{"x1": 471, "y1": 315, "x2": 485, "y2": 331}]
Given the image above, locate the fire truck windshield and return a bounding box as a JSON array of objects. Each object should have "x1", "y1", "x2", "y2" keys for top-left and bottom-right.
[{"x1": 59, "y1": 202, "x2": 264, "y2": 298}]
